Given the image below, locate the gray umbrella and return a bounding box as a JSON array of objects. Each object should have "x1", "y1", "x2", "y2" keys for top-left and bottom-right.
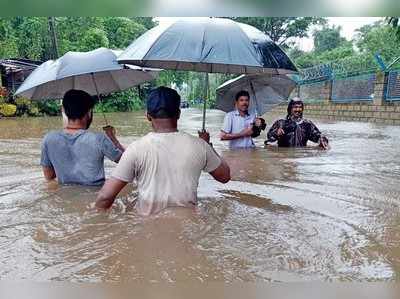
[
  {"x1": 117, "y1": 17, "x2": 297, "y2": 130},
  {"x1": 15, "y1": 47, "x2": 158, "y2": 100},
  {"x1": 216, "y1": 74, "x2": 296, "y2": 116},
  {"x1": 118, "y1": 18, "x2": 297, "y2": 74}
]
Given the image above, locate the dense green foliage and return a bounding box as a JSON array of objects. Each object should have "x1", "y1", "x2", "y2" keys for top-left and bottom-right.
[
  {"x1": 1, "y1": 17, "x2": 399, "y2": 116},
  {"x1": 230, "y1": 17, "x2": 325, "y2": 47},
  {"x1": 288, "y1": 20, "x2": 400, "y2": 73}
]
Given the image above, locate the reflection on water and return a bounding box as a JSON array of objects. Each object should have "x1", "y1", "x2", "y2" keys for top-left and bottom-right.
[{"x1": 0, "y1": 109, "x2": 399, "y2": 281}]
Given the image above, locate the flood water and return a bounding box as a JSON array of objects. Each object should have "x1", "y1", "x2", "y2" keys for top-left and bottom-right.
[{"x1": 0, "y1": 108, "x2": 400, "y2": 282}]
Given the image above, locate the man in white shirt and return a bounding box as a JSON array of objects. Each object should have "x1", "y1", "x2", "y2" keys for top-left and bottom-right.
[
  {"x1": 220, "y1": 90, "x2": 256, "y2": 149},
  {"x1": 95, "y1": 86, "x2": 230, "y2": 215}
]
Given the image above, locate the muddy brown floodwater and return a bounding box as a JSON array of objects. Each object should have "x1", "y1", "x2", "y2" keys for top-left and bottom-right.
[{"x1": 0, "y1": 108, "x2": 399, "y2": 282}]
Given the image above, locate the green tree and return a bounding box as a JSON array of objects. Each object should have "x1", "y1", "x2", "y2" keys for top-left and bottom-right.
[
  {"x1": 387, "y1": 17, "x2": 400, "y2": 38},
  {"x1": 130, "y1": 17, "x2": 157, "y2": 30},
  {"x1": 231, "y1": 17, "x2": 326, "y2": 47},
  {"x1": 156, "y1": 70, "x2": 190, "y2": 89},
  {"x1": 81, "y1": 28, "x2": 109, "y2": 52},
  {"x1": 56, "y1": 17, "x2": 105, "y2": 54},
  {"x1": 355, "y1": 24, "x2": 400, "y2": 65},
  {"x1": 103, "y1": 17, "x2": 147, "y2": 49},
  {"x1": 0, "y1": 18, "x2": 19, "y2": 58},
  {"x1": 13, "y1": 17, "x2": 49, "y2": 60},
  {"x1": 313, "y1": 25, "x2": 347, "y2": 53}
]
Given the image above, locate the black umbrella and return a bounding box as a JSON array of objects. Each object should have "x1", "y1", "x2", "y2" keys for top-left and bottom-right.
[{"x1": 118, "y1": 17, "x2": 298, "y2": 130}]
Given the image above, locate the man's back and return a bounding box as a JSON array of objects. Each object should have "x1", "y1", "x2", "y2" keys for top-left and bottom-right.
[
  {"x1": 112, "y1": 132, "x2": 221, "y2": 215},
  {"x1": 41, "y1": 130, "x2": 122, "y2": 185}
]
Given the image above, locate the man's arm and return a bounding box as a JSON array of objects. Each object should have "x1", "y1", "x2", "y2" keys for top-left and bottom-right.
[
  {"x1": 40, "y1": 137, "x2": 56, "y2": 180},
  {"x1": 103, "y1": 126, "x2": 125, "y2": 153},
  {"x1": 220, "y1": 113, "x2": 253, "y2": 141},
  {"x1": 220, "y1": 127, "x2": 253, "y2": 141},
  {"x1": 307, "y1": 121, "x2": 329, "y2": 149},
  {"x1": 42, "y1": 166, "x2": 56, "y2": 181},
  {"x1": 95, "y1": 178, "x2": 128, "y2": 210},
  {"x1": 209, "y1": 158, "x2": 230, "y2": 183},
  {"x1": 198, "y1": 132, "x2": 231, "y2": 184},
  {"x1": 102, "y1": 126, "x2": 125, "y2": 163},
  {"x1": 266, "y1": 120, "x2": 284, "y2": 142}
]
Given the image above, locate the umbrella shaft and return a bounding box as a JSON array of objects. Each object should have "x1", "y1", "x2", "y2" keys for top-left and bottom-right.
[
  {"x1": 202, "y1": 72, "x2": 209, "y2": 132},
  {"x1": 91, "y1": 73, "x2": 108, "y2": 126}
]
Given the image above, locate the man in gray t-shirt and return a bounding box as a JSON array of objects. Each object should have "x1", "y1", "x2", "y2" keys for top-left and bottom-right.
[{"x1": 40, "y1": 89, "x2": 124, "y2": 186}]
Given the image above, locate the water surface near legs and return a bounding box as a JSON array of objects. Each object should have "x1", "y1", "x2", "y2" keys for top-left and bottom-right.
[{"x1": 0, "y1": 110, "x2": 399, "y2": 281}]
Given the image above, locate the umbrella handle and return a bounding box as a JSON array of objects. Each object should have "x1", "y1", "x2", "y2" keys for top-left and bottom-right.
[
  {"x1": 249, "y1": 80, "x2": 260, "y2": 116},
  {"x1": 91, "y1": 73, "x2": 108, "y2": 126}
]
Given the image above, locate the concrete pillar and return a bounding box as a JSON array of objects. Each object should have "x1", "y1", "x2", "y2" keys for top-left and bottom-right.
[
  {"x1": 322, "y1": 80, "x2": 333, "y2": 104},
  {"x1": 373, "y1": 71, "x2": 388, "y2": 106}
]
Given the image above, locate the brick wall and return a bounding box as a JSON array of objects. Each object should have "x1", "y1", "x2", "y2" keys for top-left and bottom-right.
[{"x1": 270, "y1": 102, "x2": 400, "y2": 125}]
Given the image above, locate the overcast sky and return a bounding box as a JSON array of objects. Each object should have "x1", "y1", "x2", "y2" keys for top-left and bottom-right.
[
  {"x1": 296, "y1": 17, "x2": 383, "y2": 51},
  {"x1": 157, "y1": 17, "x2": 384, "y2": 52}
]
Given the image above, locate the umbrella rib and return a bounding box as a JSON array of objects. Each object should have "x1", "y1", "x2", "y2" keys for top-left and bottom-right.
[{"x1": 141, "y1": 22, "x2": 176, "y2": 64}]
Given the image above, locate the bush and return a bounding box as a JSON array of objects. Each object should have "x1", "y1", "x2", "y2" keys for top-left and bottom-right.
[
  {"x1": 14, "y1": 97, "x2": 40, "y2": 116},
  {"x1": 37, "y1": 100, "x2": 61, "y2": 116},
  {"x1": 95, "y1": 88, "x2": 144, "y2": 113},
  {"x1": 0, "y1": 103, "x2": 17, "y2": 116}
]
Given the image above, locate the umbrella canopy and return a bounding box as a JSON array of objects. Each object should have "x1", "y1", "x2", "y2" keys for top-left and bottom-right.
[
  {"x1": 15, "y1": 47, "x2": 158, "y2": 100},
  {"x1": 216, "y1": 74, "x2": 296, "y2": 116},
  {"x1": 117, "y1": 17, "x2": 297, "y2": 75}
]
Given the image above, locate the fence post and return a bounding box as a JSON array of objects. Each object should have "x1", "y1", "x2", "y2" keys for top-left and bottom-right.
[
  {"x1": 373, "y1": 71, "x2": 388, "y2": 106},
  {"x1": 322, "y1": 79, "x2": 333, "y2": 104}
]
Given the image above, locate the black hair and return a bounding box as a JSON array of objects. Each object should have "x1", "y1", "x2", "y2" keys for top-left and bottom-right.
[
  {"x1": 147, "y1": 86, "x2": 181, "y2": 119},
  {"x1": 148, "y1": 108, "x2": 180, "y2": 119},
  {"x1": 235, "y1": 90, "x2": 250, "y2": 101},
  {"x1": 286, "y1": 98, "x2": 304, "y2": 119},
  {"x1": 62, "y1": 89, "x2": 95, "y2": 120}
]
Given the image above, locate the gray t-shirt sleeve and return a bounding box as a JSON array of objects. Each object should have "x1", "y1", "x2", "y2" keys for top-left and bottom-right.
[
  {"x1": 99, "y1": 134, "x2": 123, "y2": 162},
  {"x1": 40, "y1": 135, "x2": 53, "y2": 167}
]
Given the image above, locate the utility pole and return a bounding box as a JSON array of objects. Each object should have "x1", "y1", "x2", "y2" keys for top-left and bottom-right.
[{"x1": 48, "y1": 17, "x2": 59, "y2": 59}]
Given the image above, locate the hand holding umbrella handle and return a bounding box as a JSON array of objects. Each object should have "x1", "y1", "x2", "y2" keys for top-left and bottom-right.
[
  {"x1": 103, "y1": 125, "x2": 125, "y2": 152},
  {"x1": 198, "y1": 130, "x2": 211, "y2": 144}
]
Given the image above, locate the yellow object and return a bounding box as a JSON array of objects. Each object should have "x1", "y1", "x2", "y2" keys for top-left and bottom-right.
[
  {"x1": 15, "y1": 97, "x2": 31, "y2": 106},
  {"x1": 0, "y1": 103, "x2": 17, "y2": 117}
]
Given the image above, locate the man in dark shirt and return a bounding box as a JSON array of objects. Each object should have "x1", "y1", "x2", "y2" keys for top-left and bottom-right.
[{"x1": 266, "y1": 97, "x2": 329, "y2": 149}]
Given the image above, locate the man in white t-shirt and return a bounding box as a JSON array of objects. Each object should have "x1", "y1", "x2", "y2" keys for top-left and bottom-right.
[{"x1": 95, "y1": 86, "x2": 231, "y2": 215}]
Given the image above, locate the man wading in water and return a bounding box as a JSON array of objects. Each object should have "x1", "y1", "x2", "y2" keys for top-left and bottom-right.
[
  {"x1": 95, "y1": 86, "x2": 231, "y2": 215},
  {"x1": 266, "y1": 97, "x2": 329, "y2": 149},
  {"x1": 41, "y1": 89, "x2": 125, "y2": 185},
  {"x1": 220, "y1": 90, "x2": 266, "y2": 149}
]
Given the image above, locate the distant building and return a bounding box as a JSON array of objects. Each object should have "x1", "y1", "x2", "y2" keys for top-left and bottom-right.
[{"x1": 0, "y1": 59, "x2": 42, "y2": 98}]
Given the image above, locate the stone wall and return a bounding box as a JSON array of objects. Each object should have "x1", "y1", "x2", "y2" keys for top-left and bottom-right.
[
  {"x1": 288, "y1": 70, "x2": 400, "y2": 125},
  {"x1": 270, "y1": 102, "x2": 400, "y2": 125}
]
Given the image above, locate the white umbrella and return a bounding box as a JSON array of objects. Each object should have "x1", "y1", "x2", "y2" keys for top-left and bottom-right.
[
  {"x1": 16, "y1": 48, "x2": 158, "y2": 100},
  {"x1": 216, "y1": 74, "x2": 296, "y2": 116}
]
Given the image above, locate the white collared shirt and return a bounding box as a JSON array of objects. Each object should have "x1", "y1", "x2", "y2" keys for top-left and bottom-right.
[{"x1": 221, "y1": 110, "x2": 256, "y2": 149}]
